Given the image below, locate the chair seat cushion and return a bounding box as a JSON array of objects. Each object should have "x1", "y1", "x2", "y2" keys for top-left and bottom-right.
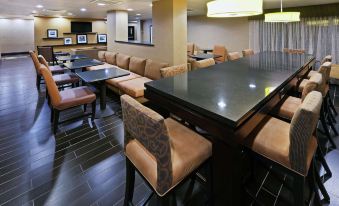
[
  {"x1": 118, "y1": 77, "x2": 152, "y2": 98},
  {"x1": 307, "y1": 70, "x2": 317, "y2": 79},
  {"x1": 106, "y1": 72, "x2": 141, "y2": 87},
  {"x1": 53, "y1": 73, "x2": 79, "y2": 86},
  {"x1": 50, "y1": 65, "x2": 65, "y2": 74},
  {"x1": 247, "y1": 117, "x2": 317, "y2": 176},
  {"x1": 56, "y1": 86, "x2": 96, "y2": 110},
  {"x1": 125, "y1": 118, "x2": 212, "y2": 196},
  {"x1": 298, "y1": 79, "x2": 309, "y2": 93},
  {"x1": 87, "y1": 63, "x2": 114, "y2": 71},
  {"x1": 277, "y1": 96, "x2": 301, "y2": 120}
]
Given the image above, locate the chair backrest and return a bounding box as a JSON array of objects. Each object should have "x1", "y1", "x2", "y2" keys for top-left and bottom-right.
[
  {"x1": 121, "y1": 94, "x2": 173, "y2": 194},
  {"x1": 321, "y1": 55, "x2": 332, "y2": 65},
  {"x1": 38, "y1": 55, "x2": 52, "y2": 72},
  {"x1": 228, "y1": 52, "x2": 242, "y2": 61},
  {"x1": 160, "y1": 64, "x2": 188, "y2": 78},
  {"x1": 37, "y1": 46, "x2": 54, "y2": 63},
  {"x1": 318, "y1": 62, "x2": 332, "y2": 91},
  {"x1": 187, "y1": 43, "x2": 195, "y2": 56},
  {"x1": 40, "y1": 66, "x2": 62, "y2": 107},
  {"x1": 242, "y1": 49, "x2": 254, "y2": 57},
  {"x1": 29, "y1": 51, "x2": 41, "y2": 75},
  {"x1": 196, "y1": 58, "x2": 215, "y2": 69},
  {"x1": 301, "y1": 73, "x2": 322, "y2": 101},
  {"x1": 187, "y1": 57, "x2": 198, "y2": 71},
  {"x1": 213, "y1": 45, "x2": 228, "y2": 62},
  {"x1": 289, "y1": 91, "x2": 322, "y2": 175}
]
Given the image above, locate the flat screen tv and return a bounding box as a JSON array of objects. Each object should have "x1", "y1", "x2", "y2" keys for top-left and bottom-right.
[{"x1": 71, "y1": 22, "x2": 92, "y2": 33}]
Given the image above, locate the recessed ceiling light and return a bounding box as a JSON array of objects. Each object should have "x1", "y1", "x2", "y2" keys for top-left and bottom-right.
[
  {"x1": 127, "y1": 8, "x2": 133, "y2": 11},
  {"x1": 32, "y1": 10, "x2": 37, "y2": 14},
  {"x1": 136, "y1": 13, "x2": 141, "y2": 16},
  {"x1": 67, "y1": 12, "x2": 73, "y2": 15},
  {"x1": 97, "y1": 3, "x2": 106, "y2": 6},
  {"x1": 80, "y1": 8, "x2": 87, "y2": 12},
  {"x1": 36, "y1": 5, "x2": 43, "y2": 8},
  {"x1": 150, "y1": 3, "x2": 153, "y2": 7}
]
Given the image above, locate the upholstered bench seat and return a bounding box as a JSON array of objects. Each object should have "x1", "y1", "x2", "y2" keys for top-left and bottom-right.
[
  {"x1": 86, "y1": 63, "x2": 115, "y2": 71},
  {"x1": 118, "y1": 77, "x2": 152, "y2": 98},
  {"x1": 55, "y1": 86, "x2": 96, "y2": 110},
  {"x1": 106, "y1": 72, "x2": 141, "y2": 87},
  {"x1": 125, "y1": 117, "x2": 212, "y2": 196},
  {"x1": 53, "y1": 73, "x2": 79, "y2": 86}
]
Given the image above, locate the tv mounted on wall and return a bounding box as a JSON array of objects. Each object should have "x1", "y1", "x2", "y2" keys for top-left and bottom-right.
[{"x1": 71, "y1": 22, "x2": 92, "y2": 33}]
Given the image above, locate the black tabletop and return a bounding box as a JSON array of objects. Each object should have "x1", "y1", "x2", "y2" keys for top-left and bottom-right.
[
  {"x1": 76, "y1": 67, "x2": 130, "y2": 83},
  {"x1": 145, "y1": 51, "x2": 314, "y2": 128},
  {"x1": 64, "y1": 59, "x2": 104, "y2": 70},
  {"x1": 190, "y1": 53, "x2": 221, "y2": 60},
  {"x1": 56, "y1": 54, "x2": 88, "y2": 61}
]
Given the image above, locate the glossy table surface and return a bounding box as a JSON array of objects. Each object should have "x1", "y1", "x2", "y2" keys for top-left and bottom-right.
[
  {"x1": 56, "y1": 54, "x2": 88, "y2": 61},
  {"x1": 64, "y1": 59, "x2": 104, "y2": 70},
  {"x1": 145, "y1": 51, "x2": 314, "y2": 128},
  {"x1": 76, "y1": 67, "x2": 130, "y2": 83},
  {"x1": 189, "y1": 53, "x2": 221, "y2": 60}
]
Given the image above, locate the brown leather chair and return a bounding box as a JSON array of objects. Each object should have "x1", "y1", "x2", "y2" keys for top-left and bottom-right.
[
  {"x1": 29, "y1": 51, "x2": 44, "y2": 90},
  {"x1": 121, "y1": 95, "x2": 212, "y2": 205},
  {"x1": 242, "y1": 49, "x2": 254, "y2": 57},
  {"x1": 245, "y1": 91, "x2": 326, "y2": 205},
  {"x1": 37, "y1": 46, "x2": 57, "y2": 65},
  {"x1": 38, "y1": 55, "x2": 79, "y2": 88},
  {"x1": 160, "y1": 64, "x2": 188, "y2": 78},
  {"x1": 228, "y1": 52, "x2": 242, "y2": 61},
  {"x1": 213, "y1": 45, "x2": 228, "y2": 63},
  {"x1": 40, "y1": 67, "x2": 96, "y2": 134},
  {"x1": 38, "y1": 54, "x2": 65, "y2": 74}
]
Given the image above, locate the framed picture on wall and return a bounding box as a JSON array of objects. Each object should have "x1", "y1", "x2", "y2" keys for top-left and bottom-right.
[
  {"x1": 64, "y1": 37, "x2": 73, "y2": 45},
  {"x1": 77, "y1": 34, "x2": 88, "y2": 44},
  {"x1": 47, "y1": 29, "x2": 58, "y2": 38},
  {"x1": 97, "y1": 34, "x2": 107, "y2": 43}
]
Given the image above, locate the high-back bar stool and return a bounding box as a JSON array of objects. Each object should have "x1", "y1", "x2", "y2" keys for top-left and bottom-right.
[
  {"x1": 121, "y1": 95, "x2": 212, "y2": 205},
  {"x1": 245, "y1": 91, "x2": 324, "y2": 205}
]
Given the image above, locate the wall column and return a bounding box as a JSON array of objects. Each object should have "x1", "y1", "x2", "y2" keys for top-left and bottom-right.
[{"x1": 107, "y1": 10, "x2": 128, "y2": 42}]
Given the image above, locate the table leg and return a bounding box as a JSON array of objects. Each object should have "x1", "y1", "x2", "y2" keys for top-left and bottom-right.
[{"x1": 100, "y1": 81, "x2": 106, "y2": 110}]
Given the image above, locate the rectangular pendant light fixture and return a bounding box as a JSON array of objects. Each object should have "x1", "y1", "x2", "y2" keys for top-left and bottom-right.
[{"x1": 207, "y1": 0, "x2": 263, "y2": 18}]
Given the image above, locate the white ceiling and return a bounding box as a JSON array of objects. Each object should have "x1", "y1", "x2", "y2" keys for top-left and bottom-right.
[{"x1": 0, "y1": 0, "x2": 339, "y2": 20}]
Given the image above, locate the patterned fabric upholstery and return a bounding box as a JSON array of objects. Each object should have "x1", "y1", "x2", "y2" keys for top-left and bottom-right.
[
  {"x1": 144, "y1": 59, "x2": 170, "y2": 80},
  {"x1": 242, "y1": 49, "x2": 254, "y2": 57},
  {"x1": 160, "y1": 64, "x2": 187, "y2": 78},
  {"x1": 187, "y1": 58, "x2": 198, "y2": 70},
  {"x1": 121, "y1": 95, "x2": 173, "y2": 195},
  {"x1": 195, "y1": 58, "x2": 215, "y2": 69},
  {"x1": 187, "y1": 43, "x2": 195, "y2": 56},
  {"x1": 228, "y1": 52, "x2": 242, "y2": 61},
  {"x1": 321, "y1": 55, "x2": 332, "y2": 65},
  {"x1": 318, "y1": 62, "x2": 332, "y2": 95},
  {"x1": 289, "y1": 91, "x2": 322, "y2": 174}
]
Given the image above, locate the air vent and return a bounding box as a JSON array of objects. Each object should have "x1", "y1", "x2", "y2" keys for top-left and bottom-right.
[{"x1": 89, "y1": 0, "x2": 124, "y2": 5}]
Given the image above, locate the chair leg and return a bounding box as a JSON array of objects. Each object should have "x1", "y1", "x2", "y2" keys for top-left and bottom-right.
[
  {"x1": 84, "y1": 104, "x2": 87, "y2": 112},
  {"x1": 124, "y1": 158, "x2": 135, "y2": 206},
  {"x1": 327, "y1": 114, "x2": 338, "y2": 136},
  {"x1": 293, "y1": 175, "x2": 305, "y2": 206},
  {"x1": 314, "y1": 161, "x2": 331, "y2": 203},
  {"x1": 50, "y1": 109, "x2": 54, "y2": 123},
  {"x1": 327, "y1": 94, "x2": 338, "y2": 116},
  {"x1": 316, "y1": 147, "x2": 332, "y2": 180},
  {"x1": 53, "y1": 109, "x2": 60, "y2": 134},
  {"x1": 36, "y1": 75, "x2": 41, "y2": 90},
  {"x1": 309, "y1": 160, "x2": 322, "y2": 206},
  {"x1": 46, "y1": 88, "x2": 48, "y2": 99},
  {"x1": 320, "y1": 111, "x2": 337, "y2": 149},
  {"x1": 91, "y1": 101, "x2": 96, "y2": 121},
  {"x1": 206, "y1": 159, "x2": 213, "y2": 206}
]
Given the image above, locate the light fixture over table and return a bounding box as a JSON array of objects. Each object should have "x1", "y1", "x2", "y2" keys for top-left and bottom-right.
[
  {"x1": 264, "y1": 0, "x2": 300, "y2": 22},
  {"x1": 207, "y1": 0, "x2": 263, "y2": 18}
]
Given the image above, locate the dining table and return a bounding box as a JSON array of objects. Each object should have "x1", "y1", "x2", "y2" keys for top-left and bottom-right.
[
  {"x1": 144, "y1": 51, "x2": 316, "y2": 205},
  {"x1": 189, "y1": 53, "x2": 221, "y2": 60},
  {"x1": 55, "y1": 54, "x2": 89, "y2": 63},
  {"x1": 76, "y1": 67, "x2": 130, "y2": 118},
  {"x1": 63, "y1": 59, "x2": 104, "y2": 72}
]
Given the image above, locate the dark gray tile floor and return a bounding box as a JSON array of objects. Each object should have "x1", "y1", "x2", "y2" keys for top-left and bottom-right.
[{"x1": 0, "y1": 55, "x2": 339, "y2": 206}]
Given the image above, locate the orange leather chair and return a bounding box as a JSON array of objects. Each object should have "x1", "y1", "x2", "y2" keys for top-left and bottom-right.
[
  {"x1": 228, "y1": 52, "x2": 242, "y2": 61},
  {"x1": 40, "y1": 67, "x2": 96, "y2": 134},
  {"x1": 242, "y1": 49, "x2": 254, "y2": 57},
  {"x1": 213, "y1": 45, "x2": 228, "y2": 63}
]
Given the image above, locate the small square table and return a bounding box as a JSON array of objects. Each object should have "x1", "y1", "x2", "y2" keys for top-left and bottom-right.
[
  {"x1": 76, "y1": 67, "x2": 130, "y2": 118},
  {"x1": 189, "y1": 53, "x2": 221, "y2": 60},
  {"x1": 63, "y1": 59, "x2": 104, "y2": 72},
  {"x1": 56, "y1": 54, "x2": 89, "y2": 63}
]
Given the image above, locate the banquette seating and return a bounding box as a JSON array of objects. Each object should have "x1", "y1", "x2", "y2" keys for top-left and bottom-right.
[{"x1": 88, "y1": 51, "x2": 170, "y2": 103}]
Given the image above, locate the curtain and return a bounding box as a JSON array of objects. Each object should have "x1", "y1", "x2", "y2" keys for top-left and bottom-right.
[{"x1": 249, "y1": 16, "x2": 339, "y2": 63}]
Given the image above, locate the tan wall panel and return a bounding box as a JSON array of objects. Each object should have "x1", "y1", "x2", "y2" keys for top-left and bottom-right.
[{"x1": 187, "y1": 16, "x2": 249, "y2": 52}]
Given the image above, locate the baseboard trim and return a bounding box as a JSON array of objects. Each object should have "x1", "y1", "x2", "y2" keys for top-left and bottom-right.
[{"x1": 1, "y1": 51, "x2": 29, "y2": 56}]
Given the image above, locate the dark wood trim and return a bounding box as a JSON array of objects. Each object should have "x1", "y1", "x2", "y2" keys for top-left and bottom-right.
[
  {"x1": 114, "y1": 40, "x2": 154, "y2": 47},
  {"x1": 42, "y1": 38, "x2": 64, "y2": 40},
  {"x1": 38, "y1": 43, "x2": 107, "y2": 48},
  {"x1": 1, "y1": 51, "x2": 29, "y2": 56},
  {"x1": 63, "y1": 32, "x2": 97, "y2": 35}
]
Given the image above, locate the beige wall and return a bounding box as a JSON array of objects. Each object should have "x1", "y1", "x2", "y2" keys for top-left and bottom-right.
[
  {"x1": 187, "y1": 16, "x2": 249, "y2": 52},
  {"x1": 0, "y1": 18, "x2": 34, "y2": 53},
  {"x1": 34, "y1": 17, "x2": 106, "y2": 52},
  {"x1": 108, "y1": 0, "x2": 187, "y2": 66},
  {"x1": 141, "y1": 19, "x2": 152, "y2": 43}
]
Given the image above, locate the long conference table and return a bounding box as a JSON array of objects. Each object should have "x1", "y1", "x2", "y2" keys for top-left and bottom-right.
[{"x1": 144, "y1": 51, "x2": 316, "y2": 205}]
